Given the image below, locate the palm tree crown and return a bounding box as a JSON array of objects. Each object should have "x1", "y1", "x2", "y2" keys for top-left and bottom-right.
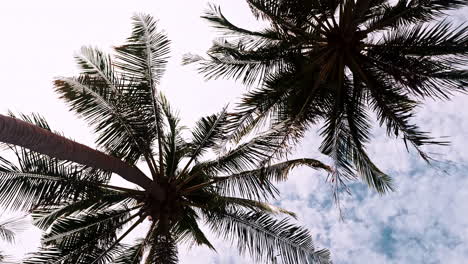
[
  {"x1": 0, "y1": 14, "x2": 332, "y2": 264},
  {"x1": 185, "y1": 0, "x2": 468, "y2": 194}
]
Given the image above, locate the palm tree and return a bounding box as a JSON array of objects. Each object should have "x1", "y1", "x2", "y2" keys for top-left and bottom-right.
[
  {"x1": 185, "y1": 0, "x2": 468, "y2": 194},
  {"x1": 0, "y1": 14, "x2": 332, "y2": 264}
]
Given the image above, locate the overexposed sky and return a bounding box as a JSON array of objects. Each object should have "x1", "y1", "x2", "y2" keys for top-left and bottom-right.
[{"x1": 1, "y1": 1, "x2": 468, "y2": 263}]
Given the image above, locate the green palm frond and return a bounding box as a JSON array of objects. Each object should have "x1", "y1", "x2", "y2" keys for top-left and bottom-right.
[
  {"x1": 27, "y1": 210, "x2": 141, "y2": 264},
  {"x1": 150, "y1": 236, "x2": 178, "y2": 264},
  {"x1": 378, "y1": 20, "x2": 468, "y2": 58},
  {"x1": 319, "y1": 110, "x2": 394, "y2": 194},
  {"x1": 23, "y1": 244, "x2": 126, "y2": 264},
  {"x1": 184, "y1": 39, "x2": 294, "y2": 87},
  {"x1": 159, "y1": 94, "x2": 186, "y2": 178},
  {"x1": 201, "y1": 4, "x2": 283, "y2": 40},
  {"x1": 196, "y1": 126, "x2": 300, "y2": 177},
  {"x1": 213, "y1": 168, "x2": 280, "y2": 200}
]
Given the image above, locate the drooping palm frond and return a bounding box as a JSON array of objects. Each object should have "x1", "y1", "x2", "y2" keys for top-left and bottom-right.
[
  {"x1": 25, "y1": 208, "x2": 141, "y2": 264},
  {"x1": 206, "y1": 209, "x2": 331, "y2": 264},
  {"x1": 212, "y1": 158, "x2": 331, "y2": 200},
  {"x1": 145, "y1": 235, "x2": 179, "y2": 264},
  {"x1": 23, "y1": 244, "x2": 126, "y2": 264},
  {"x1": 171, "y1": 207, "x2": 215, "y2": 250}
]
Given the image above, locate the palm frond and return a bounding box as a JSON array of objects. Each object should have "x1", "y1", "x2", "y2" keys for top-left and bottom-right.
[
  {"x1": 215, "y1": 196, "x2": 297, "y2": 218},
  {"x1": 195, "y1": 127, "x2": 296, "y2": 176},
  {"x1": 114, "y1": 13, "x2": 171, "y2": 175},
  {"x1": 22, "y1": 247, "x2": 64, "y2": 264},
  {"x1": 25, "y1": 210, "x2": 141, "y2": 264},
  {"x1": 75, "y1": 46, "x2": 120, "y2": 94},
  {"x1": 378, "y1": 20, "x2": 468, "y2": 58},
  {"x1": 145, "y1": 233, "x2": 179, "y2": 264},
  {"x1": 112, "y1": 239, "x2": 146, "y2": 264},
  {"x1": 0, "y1": 168, "x2": 113, "y2": 211},
  {"x1": 364, "y1": 0, "x2": 468, "y2": 32},
  {"x1": 172, "y1": 207, "x2": 215, "y2": 250},
  {"x1": 114, "y1": 13, "x2": 170, "y2": 85},
  {"x1": 90, "y1": 214, "x2": 147, "y2": 264},
  {"x1": 320, "y1": 111, "x2": 394, "y2": 194},
  {"x1": 184, "y1": 38, "x2": 295, "y2": 87},
  {"x1": 214, "y1": 158, "x2": 330, "y2": 200},
  {"x1": 42, "y1": 208, "x2": 137, "y2": 245},
  {"x1": 54, "y1": 75, "x2": 151, "y2": 164},
  {"x1": 245, "y1": 0, "x2": 334, "y2": 30},
  {"x1": 32, "y1": 194, "x2": 136, "y2": 230},
  {"x1": 206, "y1": 209, "x2": 331, "y2": 264},
  {"x1": 0, "y1": 215, "x2": 28, "y2": 244},
  {"x1": 184, "y1": 106, "x2": 228, "y2": 167},
  {"x1": 159, "y1": 93, "x2": 185, "y2": 178},
  {"x1": 23, "y1": 244, "x2": 126, "y2": 264},
  {"x1": 354, "y1": 61, "x2": 447, "y2": 159},
  {"x1": 201, "y1": 4, "x2": 283, "y2": 40}
]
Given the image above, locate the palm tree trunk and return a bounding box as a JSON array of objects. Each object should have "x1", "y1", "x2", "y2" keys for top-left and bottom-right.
[{"x1": 0, "y1": 114, "x2": 152, "y2": 189}]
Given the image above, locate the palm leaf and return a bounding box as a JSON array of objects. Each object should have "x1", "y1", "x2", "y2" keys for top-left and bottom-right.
[
  {"x1": 54, "y1": 75, "x2": 151, "y2": 164},
  {"x1": 206, "y1": 209, "x2": 331, "y2": 264},
  {"x1": 112, "y1": 239, "x2": 146, "y2": 264},
  {"x1": 214, "y1": 158, "x2": 330, "y2": 200},
  {"x1": 0, "y1": 215, "x2": 28, "y2": 244}
]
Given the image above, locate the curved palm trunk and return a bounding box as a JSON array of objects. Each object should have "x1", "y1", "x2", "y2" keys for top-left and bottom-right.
[{"x1": 0, "y1": 114, "x2": 152, "y2": 189}]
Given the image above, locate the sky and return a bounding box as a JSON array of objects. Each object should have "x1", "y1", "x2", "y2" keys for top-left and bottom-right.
[{"x1": 0, "y1": 1, "x2": 468, "y2": 263}]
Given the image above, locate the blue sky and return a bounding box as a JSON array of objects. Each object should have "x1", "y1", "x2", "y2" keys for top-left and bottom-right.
[{"x1": 0, "y1": 1, "x2": 467, "y2": 263}]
